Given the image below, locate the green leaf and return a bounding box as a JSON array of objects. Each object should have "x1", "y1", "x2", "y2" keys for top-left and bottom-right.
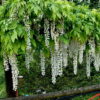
[
  {"x1": 31, "y1": 39, "x2": 36, "y2": 48},
  {"x1": 11, "y1": 30, "x2": 17, "y2": 43},
  {"x1": 8, "y1": 20, "x2": 17, "y2": 30}
]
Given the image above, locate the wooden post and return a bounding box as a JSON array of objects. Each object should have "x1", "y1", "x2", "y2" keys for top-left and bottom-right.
[{"x1": 4, "y1": 61, "x2": 18, "y2": 97}]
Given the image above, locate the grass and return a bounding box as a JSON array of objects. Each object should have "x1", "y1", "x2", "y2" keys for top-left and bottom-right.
[{"x1": 72, "y1": 93, "x2": 100, "y2": 100}]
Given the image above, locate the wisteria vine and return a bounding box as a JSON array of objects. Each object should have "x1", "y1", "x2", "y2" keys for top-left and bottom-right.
[{"x1": 0, "y1": 0, "x2": 100, "y2": 90}]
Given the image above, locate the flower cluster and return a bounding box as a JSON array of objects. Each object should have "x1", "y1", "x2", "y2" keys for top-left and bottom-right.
[
  {"x1": 24, "y1": 16, "x2": 32, "y2": 70},
  {"x1": 3, "y1": 54, "x2": 9, "y2": 71},
  {"x1": 44, "y1": 19, "x2": 50, "y2": 47},
  {"x1": 41, "y1": 20, "x2": 100, "y2": 84},
  {"x1": 40, "y1": 50, "x2": 45, "y2": 76},
  {"x1": 51, "y1": 49, "x2": 63, "y2": 84},
  {"x1": 42, "y1": 25, "x2": 100, "y2": 83},
  {"x1": 86, "y1": 53, "x2": 91, "y2": 78},
  {"x1": 62, "y1": 43, "x2": 68, "y2": 67},
  {"x1": 9, "y1": 55, "x2": 19, "y2": 91},
  {"x1": 94, "y1": 52, "x2": 100, "y2": 71},
  {"x1": 79, "y1": 44, "x2": 86, "y2": 64}
]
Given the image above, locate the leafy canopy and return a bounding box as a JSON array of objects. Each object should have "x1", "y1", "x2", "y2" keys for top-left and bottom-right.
[{"x1": 0, "y1": 0, "x2": 100, "y2": 55}]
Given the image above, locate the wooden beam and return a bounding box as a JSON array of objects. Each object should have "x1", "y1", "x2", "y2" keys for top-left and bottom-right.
[{"x1": 2, "y1": 84, "x2": 100, "y2": 100}]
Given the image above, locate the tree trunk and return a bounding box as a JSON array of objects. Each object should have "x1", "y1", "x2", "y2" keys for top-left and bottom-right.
[
  {"x1": 2, "y1": 84, "x2": 100, "y2": 100},
  {"x1": 5, "y1": 62, "x2": 18, "y2": 97}
]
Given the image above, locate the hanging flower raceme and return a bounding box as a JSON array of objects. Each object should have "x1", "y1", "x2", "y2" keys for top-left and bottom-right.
[
  {"x1": 79, "y1": 0, "x2": 83, "y2": 2},
  {"x1": 88, "y1": 38, "x2": 95, "y2": 59},
  {"x1": 50, "y1": 21, "x2": 60, "y2": 51},
  {"x1": 86, "y1": 53, "x2": 91, "y2": 78},
  {"x1": 68, "y1": 40, "x2": 76, "y2": 58},
  {"x1": 3, "y1": 54, "x2": 9, "y2": 71},
  {"x1": 50, "y1": 22, "x2": 55, "y2": 40},
  {"x1": 2, "y1": 0, "x2": 5, "y2": 4},
  {"x1": 51, "y1": 51, "x2": 57, "y2": 84},
  {"x1": 24, "y1": 16, "x2": 32, "y2": 70},
  {"x1": 88, "y1": 38, "x2": 99, "y2": 72},
  {"x1": 87, "y1": 0, "x2": 90, "y2": 4},
  {"x1": 68, "y1": 40, "x2": 80, "y2": 75},
  {"x1": 57, "y1": 49, "x2": 63, "y2": 76},
  {"x1": 73, "y1": 52, "x2": 78, "y2": 75},
  {"x1": 94, "y1": 42, "x2": 100, "y2": 71},
  {"x1": 78, "y1": 43, "x2": 86, "y2": 64},
  {"x1": 44, "y1": 19, "x2": 50, "y2": 47},
  {"x1": 51, "y1": 49, "x2": 63, "y2": 84},
  {"x1": 54, "y1": 32, "x2": 60, "y2": 51},
  {"x1": 49, "y1": 22, "x2": 65, "y2": 84},
  {"x1": 62, "y1": 43, "x2": 69, "y2": 67},
  {"x1": 40, "y1": 50, "x2": 46, "y2": 76},
  {"x1": 9, "y1": 55, "x2": 19, "y2": 91},
  {"x1": 94, "y1": 52, "x2": 100, "y2": 71}
]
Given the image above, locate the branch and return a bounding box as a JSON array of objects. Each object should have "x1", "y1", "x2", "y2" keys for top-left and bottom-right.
[{"x1": 2, "y1": 84, "x2": 100, "y2": 100}]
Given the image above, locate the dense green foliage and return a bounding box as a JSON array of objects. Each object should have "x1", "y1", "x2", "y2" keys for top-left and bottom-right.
[
  {"x1": 0, "y1": 57, "x2": 100, "y2": 99},
  {"x1": 0, "y1": 59, "x2": 6, "y2": 98},
  {"x1": 0, "y1": 0, "x2": 100, "y2": 55},
  {"x1": 18, "y1": 54, "x2": 100, "y2": 95},
  {"x1": 0, "y1": 0, "x2": 100, "y2": 99}
]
